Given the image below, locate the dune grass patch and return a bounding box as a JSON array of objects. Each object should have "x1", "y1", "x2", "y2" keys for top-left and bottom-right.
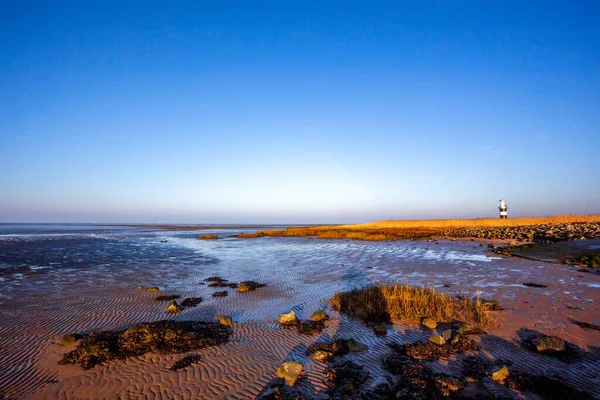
[{"x1": 331, "y1": 284, "x2": 493, "y2": 327}]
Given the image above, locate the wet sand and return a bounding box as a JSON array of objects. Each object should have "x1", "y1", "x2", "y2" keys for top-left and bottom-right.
[{"x1": 1, "y1": 236, "x2": 599, "y2": 399}]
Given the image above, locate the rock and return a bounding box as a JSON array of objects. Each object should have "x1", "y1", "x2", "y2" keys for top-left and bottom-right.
[
  {"x1": 373, "y1": 322, "x2": 387, "y2": 336},
  {"x1": 491, "y1": 365, "x2": 509, "y2": 383},
  {"x1": 310, "y1": 310, "x2": 328, "y2": 322},
  {"x1": 346, "y1": 338, "x2": 368, "y2": 352},
  {"x1": 482, "y1": 299, "x2": 502, "y2": 310},
  {"x1": 278, "y1": 311, "x2": 298, "y2": 326},
  {"x1": 332, "y1": 339, "x2": 350, "y2": 356},
  {"x1": 181, "y1": 297, "x2": 202, "y2": 308},
  {"x1": 429, "y1": 335, "x2": 446, "y2": 346},
  {"x1": 421, "y1": 317, "x2": 437, "y2": 330},
  {"x1": 276, "y1": 361, "x2": 303, "y2": 386},
  {"x1": 441, "y1": 329, "x2": 456, "y2": 342},
  {"x1": 237, "y1": 280, "x2": 266, "y2": 293},
  {"x1": 216, "y1": 315, "x2": 232, "y2": 327},
  {"x1": 137, "y1": 285, "x2": 147, "y2": 289},
  {"x1": 147, "y1": 287, "x2": 160, "y2": 292},
  {"x1": 311, "y1": 350, "x2": 334, "y2": 362},
  {"x1": 57, "y1": 334, "x2": 82, "y2": 346},
  {"x1": 531, "y1": 336, "x2": 566, "y2": 352},
  {"x1": 166, "y1": 300, "x2": 183, "y2": 313},
  {"x1": 212, "y1": 291, "x2": 228, "y2": 297}
]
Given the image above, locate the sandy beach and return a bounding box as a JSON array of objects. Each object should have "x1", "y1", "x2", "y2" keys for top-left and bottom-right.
[{"x1": 0, "y1": 226, "x2": 599, "y2": 399}]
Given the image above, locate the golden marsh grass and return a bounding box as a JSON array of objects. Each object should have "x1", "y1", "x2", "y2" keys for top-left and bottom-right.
[{"x1": 331, "y1": 284, "x2": 494, "y2": 327}]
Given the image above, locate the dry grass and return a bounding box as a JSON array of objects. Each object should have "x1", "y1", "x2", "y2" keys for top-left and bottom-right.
[
  {"x1": 198, "y1": 234, "x2": 219, "y2": 240},
  {"x1": 331, "y1": 284, "x2": 494, "y2": 327},
  {"x1": 340, "y1": 214, "x2": 600, "y2": 230},
  {"x1": 235, "y1": 214, "x2": 600, "y2": 241}
]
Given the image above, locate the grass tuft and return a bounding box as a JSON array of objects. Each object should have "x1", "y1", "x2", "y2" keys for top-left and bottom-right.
[{"x1": 331, "y1": 284, "x2": 493, "y2": 327}]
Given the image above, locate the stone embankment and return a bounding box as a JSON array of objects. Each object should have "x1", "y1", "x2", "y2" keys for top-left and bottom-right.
[{"x1": 441, "y1": 222, "x2": 600, "y2": 244}]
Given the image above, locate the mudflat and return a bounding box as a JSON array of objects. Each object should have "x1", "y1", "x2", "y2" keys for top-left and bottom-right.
[{"x1": 0, "y1": 226, "x2": 599, "y2": 399}]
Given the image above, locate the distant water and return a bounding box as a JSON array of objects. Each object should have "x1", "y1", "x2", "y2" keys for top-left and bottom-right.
[{"x1": 0, "y1": 224, "x2": 262, "y2": 284}]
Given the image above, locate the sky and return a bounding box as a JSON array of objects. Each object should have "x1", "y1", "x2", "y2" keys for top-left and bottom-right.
[{"x1": 1, "y1": 1, "x2": 599, "y2": 224}]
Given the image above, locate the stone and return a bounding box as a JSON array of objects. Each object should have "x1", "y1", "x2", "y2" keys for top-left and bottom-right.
[
  {"x1": 311, "y1": 350, "x2": 334, "y2": 362},
  {"x1": 373, "y1": 322, "x2": 387, "y2": 336},
  {"x1": 429, "y1": 335, "x2": 446, "y2": 346},
  {"x1": 276, "y1": 361, "x2": 303, "y2": 386},
  {"x1": 57, "y1": 334, "x2": 82, "y2": 346},
  {"x1": 137, "y1": 285, "x2": 147, "y2": 289},
  {"x1": 421, "y1": 317, "x2": 437, "y2": 330},
  {"x1": 441, "y1": 329, "x2": 456, "y2": 342},
  {"x1": 165, "y1": 300, "x2": 183, "y2": 313},
  {"x1": 332, "y1": 339, "x2": 350, "y2": 356},
  {"x1": 482, "y1": 299, "x2": 502, "y2": 310},
  {"x1": 346, "y1": 338, "x2": 368, "y2": 352},
  {"x1": 278, "y1": 311, "x2": 298, "y2": 325},
  {"x1": 148, "y1": 287, "x2": 160, "y2": 292},
  {"x1": 310, "y1": 310, "x2": 328, "y2": 322},
  {"x1": 491, "y1": 365, "x2": 509, "y2": 383},
  {"x1": 531, "y1": 336, "x2": 566, "y2": 352},
  {"x1": 216, "y1": 315, "x2": 233, "y2": 327}
]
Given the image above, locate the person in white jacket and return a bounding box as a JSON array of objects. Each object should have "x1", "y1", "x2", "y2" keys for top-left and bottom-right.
[{"x1": 498, "y1": 200, "x2": 508, "y2": 219}]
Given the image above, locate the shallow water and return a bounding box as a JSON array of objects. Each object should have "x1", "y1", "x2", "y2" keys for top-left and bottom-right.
[{"x1": 1, "y1": 226, "x2": 599, "y2": 399}]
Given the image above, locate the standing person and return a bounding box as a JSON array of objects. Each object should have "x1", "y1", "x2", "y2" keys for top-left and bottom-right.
[{"x1": 498, "y1": 199, "x2": 508, "y2": 219}]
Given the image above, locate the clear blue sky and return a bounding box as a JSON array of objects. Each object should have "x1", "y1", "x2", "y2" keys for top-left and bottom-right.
[{"x1": 1, "y1": 1, "x2": 599, "y2": 223}]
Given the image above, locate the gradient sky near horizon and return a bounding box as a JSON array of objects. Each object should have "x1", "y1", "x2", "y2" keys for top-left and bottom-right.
[{"x1": 1, "y1": 1, "x2": 599, "y2": 224}]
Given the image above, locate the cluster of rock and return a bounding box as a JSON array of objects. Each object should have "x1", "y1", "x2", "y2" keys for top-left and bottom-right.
[
  {"x1": 277, "y1": 310, "x2": 329, "y2": 335},
  {"x1": 58, "y1": 320, "x2": 231, "y2": 370},
  {"x1": 204, "y1": 277, "x2": 267, "y2": 294},
  {"x1": 441, "y1": 222, "x2": 600, "y2": 244}
]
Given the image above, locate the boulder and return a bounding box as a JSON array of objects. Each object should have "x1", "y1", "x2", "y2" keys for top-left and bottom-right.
[
  {"x1": 441, "y1": 329, "x2": 456, "y2": 342},
  {"x1": 276, "y1": 361, "x2": 303, "y2": 386},
  {"x1": 311, "y1": 350, "x2": 334, "y2": 362},
  {"x1": 421, "y1": 317, "x2": 437, "y2": 330},
  {"x1": 310, "y1": 310, "x2": 328, "y2": 322},
  {"x1": 491, "y1": 365, "x2": 509, "y2": 383},
  {"x1": 332, "y1": 339, "x2": 350, "y2": 356},
  {"x1": 531, "y1": 336, "x2": 566, "y2": 352},
  {"x1": 429, "y1": 335, "x2": 446, "y2": 346},
  {"x1": 373, "y1": 322, "x2": 387, "y2": 336},
  {"x1": 278, "y1": 311, "x2": 299, "y2": 326},
  {"x1": 346, "y1": 338, "x2": 368, "y2": 352},
  {"x1": 216, "y1": 315, "x2": 233, "y2": 327},
  {"x1": 165, "y1": 300, "x2": 183, "y2": 313}
]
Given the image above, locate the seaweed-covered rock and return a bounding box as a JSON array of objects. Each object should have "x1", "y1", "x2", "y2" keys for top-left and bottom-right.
[
  {"x1": 326, "y1": 361, "x2": 369, "y2": 398},
  {"x1": 506, "y1": 371, "x2": 595, "y2": 400},
  {"x1": 346, "y1": 338, "x2": 368, "y2": 352},
  {"x1": 276, "y1": 361, "x2": 303, "y2": 386},
  {"x1": 401, "y1": 336, "x2": 480, "y2": 360},
  {"x1": 181, "y1": 297, "x2": 202, "y2": 308},
  {"x1": 278, "y1": 311, "x2": 299, "y2": 326},
  {"x1": 531, "y1": 336, "x2": 566, "y2": 353},
  {"x1": 59, "y1": 320, "x2": 230, "y2": 370},
  {"x1": 310, "y1": 310, "x2": 328, "y2": 322},
  {"x1": 155, "y1": 295, "x2": 180, "y2": 302},
  {"x1": 212, "y1": 291, "x2": 228, "y2": 297},
  {"x1": 166, "y1": 300, "x2": 183, "y2": 313},
  {"x1": 198, "y1": 234, "x2": 219, "y2": 240},
  {"x1": 148, "y1": 287, "x2": 160, "y2": 292},
  {"x1": 296, "y1": 320, "x2": 325, "y2": 335},
  {"x1": 237, "y1": 280, "x2": 266, "y2": 293}
]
